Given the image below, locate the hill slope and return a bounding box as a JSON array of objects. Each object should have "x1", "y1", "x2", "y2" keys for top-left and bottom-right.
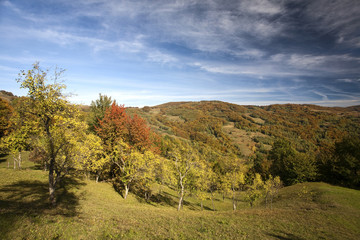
[
  {"x1": 1, "y1": 158, "x2": 359, "y2": 240},
  {"x1": 128, "y1": 101, "x2": 360, "y2": 158}
]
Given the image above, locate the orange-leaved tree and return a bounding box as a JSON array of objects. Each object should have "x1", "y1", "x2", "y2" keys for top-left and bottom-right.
[{"x1": 96, "y1": 102, "x2": 159, "y2": 199}]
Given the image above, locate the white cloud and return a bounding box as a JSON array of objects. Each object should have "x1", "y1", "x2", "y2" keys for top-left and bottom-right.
[
  {"x1": 305, "y1": 0, "x2": 360, "y2": 47},
  {"x1": 240, "y1": 0, "x2": 283, "y2": 15}
]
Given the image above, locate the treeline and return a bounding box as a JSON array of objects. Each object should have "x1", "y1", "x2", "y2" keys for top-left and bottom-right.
[{"x1": 0, "y1": 63, "x2": 359, "y2": 211}]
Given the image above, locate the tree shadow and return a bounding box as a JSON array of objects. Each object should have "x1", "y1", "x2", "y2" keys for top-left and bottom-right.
[
  {"x1": 0, "y1": 177, "x2": 85, "y2": 238},
  {"x1": 132, "y1": 187, "x2": 178, "y2": 207},
  {"x1": 0, "y1": 153, "x2": 8, "y2": 164},
  {"x1": 266, "y1": 231, "x2": 305, "y2": 240}
]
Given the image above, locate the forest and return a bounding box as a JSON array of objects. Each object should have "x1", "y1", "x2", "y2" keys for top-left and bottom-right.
[
  {"x1": 1, "y1": 63, "x2": 360, "y2": 209},
  {"x1": 1, "y1": 64, "x2": 360, "y2": 239}
]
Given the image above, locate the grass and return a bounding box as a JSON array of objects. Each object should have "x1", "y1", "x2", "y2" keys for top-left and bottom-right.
[{"x1": 1, "y1": 154, "x2": 360, "y2": 239}]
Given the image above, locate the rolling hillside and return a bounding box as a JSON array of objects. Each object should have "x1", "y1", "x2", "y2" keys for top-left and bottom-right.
[
  {"x1": 0, "y1": 157, "x2": 359, "y2": 239},
  {"x1": 127, "y1": 101, "x2": 360, "y2": 158}
]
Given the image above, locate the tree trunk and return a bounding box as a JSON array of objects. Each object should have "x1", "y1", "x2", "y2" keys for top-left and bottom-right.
[
  {"x1": 18, "y1": 152, "x2": 21, "y2": 169},
  {"x1": 49, "y1": 168, "x2": 56, "y2": 206},
  {"x1": 232, "y1": 191, "x2": 236, "y2": 211},
  {"x1": 265, "y1": 193, "x2": 268, "y2": 208},
  {"x1": 178, "y1": 185, "x2": 184, "y2": 211},
  {"x1": 124, "y1": 184, "x2": 129, "y2": 199},
  {"x1": 96, "y1": 175, "x2": 99, "y2": 183},
  {"x1": 210, "y1": 191, "x2": 215, "y2": 211},
  {"x1": 46, "y1": 119, "x2": 57, "y2": 206}
]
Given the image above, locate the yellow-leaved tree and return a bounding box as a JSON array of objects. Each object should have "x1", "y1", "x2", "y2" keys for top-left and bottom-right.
[
  {"x1": 16, "y1": 63, "x2": 86, "y2": 205},
  {"x1": 74, "y1": 133, "x2": 107, "y2": 182}
]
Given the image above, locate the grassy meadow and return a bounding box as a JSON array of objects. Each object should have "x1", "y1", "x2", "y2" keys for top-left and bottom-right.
[{"x1": 1, "y1": 153, "x2": 360, "y2": 240}]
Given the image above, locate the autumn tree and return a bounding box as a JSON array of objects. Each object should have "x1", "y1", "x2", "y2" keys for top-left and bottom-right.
[
  {"x1": 162, "y1": 137, "x2": 200, "y2": 211},
  {"x1": 96, "y1": 102, "x2": 128, "y2": 150},
  {"x1": 2, "y1": 97, "x2": 38, "y2": 169},
  {"x1": 2, "y1": 118, "x2": 31, "y2": 169},
  {"x1": 219, "y1": 156, "x2": 246, "y2": 210},
  {"x1": 74, "y1": 133, "x2": 107, "y2": 182},
  {"x1": 264, "y1": 175, "x2": 282, "y2": 209},
  {"x1": 96, "y1": 102, "x2": 158, "y2": 199},
  {"x1": 245, "y1": 173, "x2": 264, "y2": 207},
  {"x1": 88, "y1": 94, "x2": 113, "y2": 133},
  {"x1": 16, "y1": 63, "x2": 85, "y2": 205},
  {"x1": 0, "y1": 98, "x2": 13, "y2": 141}
]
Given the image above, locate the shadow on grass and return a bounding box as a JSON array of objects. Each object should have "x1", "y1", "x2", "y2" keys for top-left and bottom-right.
[
  {"x1": 266, "y1": 231, "x2": 305, "y2": 240},
  {"x1": 0, "y1": 177, "x2": 85, "y2": 238},
  {"x1": 0, "y1": 153, "x2": 8, "y2": 164}
]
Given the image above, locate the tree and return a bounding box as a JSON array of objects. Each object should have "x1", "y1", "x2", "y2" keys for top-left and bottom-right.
[
  {"x1": 2, "y1": 125, "x2": 31, "y2": 169},
  {"x1": 188, "y1": 160, "x2": 211, "y2": 211},
  {"x1": 96, "y1": 102, "x2": 128, "y2": 151},
  {"x1": 318, "y1": 136, "x2": 360, "y2": 188},
  {"x1": 167, "y1": 138, "x2": 199, "y2": 211},
  {"x1": 88, "y1": 94, "x2": 113, "y2": 133},
  {"x1": 245, "y1": 173, "x2": 264, "y2": 207},
  {"x1": 16, "y1": 63, "x2": 83, "y2": 205},
  {"x1": 74, "y1": 133, "x2": 107, "y2": 182},
  {"x1": 96, "y1": 102, "x2": 158, "y2": 199},
  {"x1": 0, "y1": 98, "x2": 13, "y2": 141},
  {"x1": 264, "y1": 175, "x2": 282, "y2": 209},
  {"x1": 269, "y1": 139, "x2": 317, "y2": 185},
  {"x1": 219, "y1": 156, "x2": 246, "y2": 211},
  {"x1": 109, "y1": 141, "x2": 156, "y2": 199},
  {"x1": 128, "y1": 114, "x2": 152, "y2": 152}
]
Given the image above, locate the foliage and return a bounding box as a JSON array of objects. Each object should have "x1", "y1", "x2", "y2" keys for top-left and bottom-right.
[
  {"x1": 88, "y1": 94, "x2": 113, "y2": 133},
  {"x1": 318, "y1": 136, "x2": 360, "y2": 188},
  {"x1": 74, "y1": 133, "x2": 107, "y2": 182},
  {"x1": 269, "y1": 139, "x2": 317, "y2": 185},
  {"x1": 96, "y1": 102, "x2": 159, "y2": 199},
  {"x1": 245, "y1": 173, "x2": 264, "y2": 207},
  {"x1": 15, "y1": 62, "x2": 86, "y2": 205},
  {"x1": 264, "y1": 175, "x2": 282, "y2": 209},
  {"x1": 0, "y1": 98, "x2": 13, "y2": 140}
]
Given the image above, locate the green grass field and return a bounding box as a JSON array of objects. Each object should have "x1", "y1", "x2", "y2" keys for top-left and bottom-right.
[{"x1": 1, "y1": 154, "x2": 360, "y2": 239}]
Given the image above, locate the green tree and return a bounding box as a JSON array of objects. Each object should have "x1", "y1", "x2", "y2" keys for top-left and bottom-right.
[
  {"x1": 269, "y1": 139, "x2": 316, "y2": 185},
  {"x1": 321, "y1": 136, "x2": 360, "y2": 188},
  {"x1": 88, "y1": 94, "x2": 113, "y2": 133}
]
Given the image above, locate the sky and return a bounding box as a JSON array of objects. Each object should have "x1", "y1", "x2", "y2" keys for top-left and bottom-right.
[{"x1": 0, "y1": 0, "x2": 360, "y2": 107}]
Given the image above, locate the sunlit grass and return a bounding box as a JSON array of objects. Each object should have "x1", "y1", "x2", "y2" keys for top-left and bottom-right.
[{"x1": 0, "y1": 154, "x2": 359, "y2": 239}]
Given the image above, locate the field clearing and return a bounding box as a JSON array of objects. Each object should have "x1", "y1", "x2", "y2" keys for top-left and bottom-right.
[
  {"x1": 222, "y1": 122, "x2": 270, "y2": 156},
  {"x1": 1, "y1": 154, "x2": 359, "y2": 239}
]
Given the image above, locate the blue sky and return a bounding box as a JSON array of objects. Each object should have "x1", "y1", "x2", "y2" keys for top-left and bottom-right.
[{"x1": 1, "y1": 0, "x2": 360, "y2": 107}]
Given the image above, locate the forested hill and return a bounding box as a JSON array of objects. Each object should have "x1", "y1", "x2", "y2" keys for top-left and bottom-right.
[
  {"x1": 2, "y1": 91, "x2": 360, "y2": 187},
  {"x1": 128, "y1": 101, "x2": 360, "y2": 157}
]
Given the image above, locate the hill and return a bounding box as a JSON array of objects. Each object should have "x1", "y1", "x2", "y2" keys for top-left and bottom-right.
[
  {"x1": 0, "y1": 90, "x2": 17, "y2": 102},
  {"x1": 0, "y1": 157, "x2": 359, "y2": 239},
  {"x1": 127, "y1": 101, "x2": 360, "y2": 158}
]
